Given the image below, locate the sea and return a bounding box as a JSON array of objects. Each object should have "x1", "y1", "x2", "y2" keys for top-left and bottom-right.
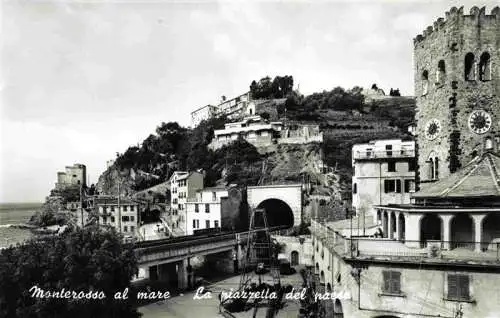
[{"x1": 0, "y1": 202, "x2": 42, "y2": 249}]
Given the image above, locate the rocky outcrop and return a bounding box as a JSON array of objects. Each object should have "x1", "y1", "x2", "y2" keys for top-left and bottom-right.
[{"x1": 96, "y1": 167, "x2": 137, "y2": 197}]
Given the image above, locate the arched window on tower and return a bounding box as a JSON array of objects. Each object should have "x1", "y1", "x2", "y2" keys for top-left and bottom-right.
[
  {"x1": 427, "y1": 153, "x2": 439, "y2": 180},
  {"x1": 471, "y1": 150, "x2": 478, "y2": 159},
  {"x1": 479, "y1": 52, "x2": 491, "y2": 81},
  {"x1": 427, "y1": 158, "x2": 434, "y2": 180},
  {"x1": 422, "y1": 70, "x2": 429, "y2": 95},
  {"x1": 485, "y1": 137, "x2": 493, "y2": 151},
  {"x1": 436, "y1": 60, "x2": 446, "y2": 86},
  {"x1": 465, "y1": 53, "x2": 475, "y2": 81}
]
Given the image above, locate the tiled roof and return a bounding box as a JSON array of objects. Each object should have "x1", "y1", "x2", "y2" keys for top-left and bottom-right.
[
  {"x1": 326, "y1": 215, "x2": 378, "y2": 230},
  {"x1": 414, "y1": 152, "x2": 500, "y2": 198},
  {"x1": 197, "y1": 186, "x2": 227, "y2": 192},
  {"x1": 94, "y1": 196, "x2": 138, "y2": 205},
  {"x1": 176, "y1": 171, "x2": 203, "y2": 180}
]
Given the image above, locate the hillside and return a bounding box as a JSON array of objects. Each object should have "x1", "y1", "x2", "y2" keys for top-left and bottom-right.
[{"x1": 96, "y1": 84, "x2": 415, "y2": 209}]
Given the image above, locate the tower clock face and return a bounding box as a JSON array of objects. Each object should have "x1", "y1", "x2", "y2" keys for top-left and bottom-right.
[
  {"x1": 425, "y1": 119, "x2": 441, "y2": 140},
  {"x1": 468, "y1": 110, "x2": 492, "y2": 134}
]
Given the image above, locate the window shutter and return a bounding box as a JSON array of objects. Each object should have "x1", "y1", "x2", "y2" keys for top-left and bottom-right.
[
  {"x1": 383, "y1": 271, "x2": 401, "y2": 294},
  {"x1": 392, "y1": 272, "x2": 401, "y2": 293},
  {"x1": 384, "y1": 180, "x2": 389, "y2": 193},
  {"x1": 458, "y1": 275, "x2": 469, "y2": 300},
  {"x1": 396, "y1": 180, "x2": 402, "y2": 193},
  {"x1": 448, "y1": 274, "x2": 458, "y2": 299},
  {"x1": 383, "y1": 271, "x2": 390, "y2": 292}
]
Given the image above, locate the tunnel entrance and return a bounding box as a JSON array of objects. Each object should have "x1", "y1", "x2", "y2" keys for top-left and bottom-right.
[
  {"x1": 256, "y1": 199, "x2": 294, "y2": 228},
  {"x1": 142, "y1": 208, "x2": 161, "y2": 224}
]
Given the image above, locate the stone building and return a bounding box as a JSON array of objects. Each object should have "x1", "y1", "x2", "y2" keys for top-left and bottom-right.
[
  {"x1": 352, "y1": 139, "x2": 416, "y2": 223},
  {"x1": 310, "y1": 6, "x2": 500, "y2": 318},
  {"x1": 55, "y1": 163, "x2": 87, "y2": 189},
  {"x1": 278, "y1": 123, "x2": 324, "y2": 145},
  {"x1": 414, "y1": 6, "x2": 499, "y2": 183}
]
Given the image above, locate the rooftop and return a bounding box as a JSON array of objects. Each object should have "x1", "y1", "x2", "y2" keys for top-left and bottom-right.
[
  {"x1": 197, "y1": 186, "x2": 227, "y2": 192},
  {"x1": 94, "y1": 196, "x2": 138, "y2": 205},
  {"x1": 176, "y1": 171, "x2": 203, "y2": 181},
  {"x1": 414, "y1": 152, "x2": 500, "y2": 199},
  {"x1": 191, "y1": 104, "x2": 216, "y2": 114}
]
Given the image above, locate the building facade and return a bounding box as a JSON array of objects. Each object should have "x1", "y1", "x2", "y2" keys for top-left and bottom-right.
[
  {"x1": 311, "y1": 218, "x2": 500, "y2": 318},
  {"x1": 167, "y1": 171, "x2": 204, "y2": 235},
  {"x1": 55, "y1": 163, "x2": 87, "y2": 189},
  {"x1": 352, "y1": 140, "x2": 416, "y2": 223},
  {"x1": 208, "y1": 116, "x2": 283, "y2": 150},
  {"x1": 95, "y1": 196, "x2": 140, "y2": 239},
  {"x1": 190, "y1": 104, "x2": 218, "y2": 127},
  {"x1": 185, "y1": 187, "x2": 228, "y2": 235},
  {"x1": 215, "y1": 92, "x2": 252, "y2": 120}
]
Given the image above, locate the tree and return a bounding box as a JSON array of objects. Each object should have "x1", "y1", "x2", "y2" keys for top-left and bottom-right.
[
  {"x1": 260, "y1": 112, "x2": 271, "y2": 121},
  {"x1": 0, "y1": 226, "x2": 140, "y2": 318},
  {"x1": 250, "y1": 76, "x2": 294, "y2": 99}
]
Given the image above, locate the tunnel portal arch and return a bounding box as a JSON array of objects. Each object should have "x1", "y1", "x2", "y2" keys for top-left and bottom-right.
[{"x1": 247, "y1": 184, "x2": 302, "y2": 228}]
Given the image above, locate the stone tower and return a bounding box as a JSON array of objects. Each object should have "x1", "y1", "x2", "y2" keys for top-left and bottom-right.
[{"x1": 413, "y1": 6, "x2": 500, "y2": 185}]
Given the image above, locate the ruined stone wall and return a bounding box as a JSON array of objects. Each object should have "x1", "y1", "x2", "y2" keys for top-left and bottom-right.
[{"x1": 414, "y1": 6, "x2": 500, "y2": 182}]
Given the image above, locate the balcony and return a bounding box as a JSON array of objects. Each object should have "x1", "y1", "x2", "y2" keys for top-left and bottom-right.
[
  {"x1": 353, "y1": 149, "x2": 415, "y2": 160},
  {"x1": 310, "y1": 219, "x2": 500, "y2": 265}
]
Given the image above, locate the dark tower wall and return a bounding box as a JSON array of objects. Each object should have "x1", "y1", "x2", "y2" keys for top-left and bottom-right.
[{"x1": 414, "y1": 6, "x2": 500, "y2": 183}]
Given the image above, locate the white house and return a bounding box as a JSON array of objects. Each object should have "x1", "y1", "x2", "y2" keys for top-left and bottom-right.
[
  {"x1": 208, "y1": 116, "x2": 283, "y2": 150},
  {"x1": 352, "y1": 139, "x2": 416, "y2": 224},
  {"x1": 190, "y1": 104, "x2": 218, "y2": 127},
  {"x1": 167, "y1": 171, "x2": 204, "y2": 235},
  {"x1": 185, "y1": 187, "x2": 228, "y2": 235}
]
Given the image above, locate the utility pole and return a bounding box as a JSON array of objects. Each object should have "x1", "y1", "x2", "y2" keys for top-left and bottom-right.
[
  {"x1": 118, "y1": 180, "x2": 122, "y2": 234},
  {"x1": 455, "y1": 304, "x2": 463, "y2": 318},
  {"x1": 80, "y1": 183, "x2": 84, "y2": 228}
]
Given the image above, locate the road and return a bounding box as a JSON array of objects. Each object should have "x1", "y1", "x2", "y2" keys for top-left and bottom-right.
[{"x1": 139, "y1": 271, "x2": 304, "y2": 318}]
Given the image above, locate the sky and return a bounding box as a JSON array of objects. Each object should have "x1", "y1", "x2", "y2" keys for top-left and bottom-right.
[{"x1": 0, "y1": 0, "x2": 497, "y2": 203}]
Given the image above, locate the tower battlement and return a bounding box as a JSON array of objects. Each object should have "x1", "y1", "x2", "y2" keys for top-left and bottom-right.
[{"x1": 413, "y1": 6, "x2": 500, "y2": 45}]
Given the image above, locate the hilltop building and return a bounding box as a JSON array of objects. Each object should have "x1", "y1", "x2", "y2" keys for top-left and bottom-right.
[
  {"x1": 214, "y1": 92, "x2": 253, "y2": 120},
  {"x1": 208, "y1": 116, "x2": 324, "y2": 150},
  {"x1": 55, "y1": 163, "x2": 86, "y2": 189},
  {"x1": 352, "y1": 139, "x2": 416, "y2": 223},
  {"x1": 208, "y1": 116, "x2": 283, "y2": 150},
  {"x1": 190, "y1": 92, "x2": 254, "y2": 127},
  {"x1": 185, "y1": 187, "x2": 228, "y2": 235},
  {"x1": 167, "y1": 171, "x2": 204, "y2": 235},
  {"x1": 312, "y1": 6, "x2": 500, "y2": 318},
  {"x1": 279, "y1": 123, "x2": 324, "y2": 145},
  {"x1": 190, "y1": 104, "x2": 218, "y2": 127}
]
